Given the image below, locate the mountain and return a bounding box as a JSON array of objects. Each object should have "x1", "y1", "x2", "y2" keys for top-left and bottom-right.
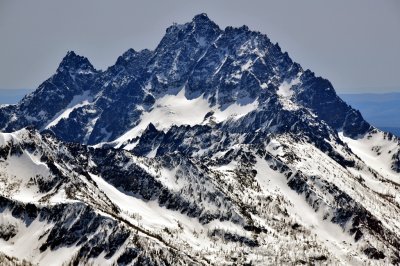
[
  {"x1": 340, "y1": 92, "x2": 400, "y2": 137},
  {"x1": 0, "y1": 14, "x2": 368, "y2": 144},
  {"x1": 0, "y1": 14, "x2": 400, "y2": 265}
]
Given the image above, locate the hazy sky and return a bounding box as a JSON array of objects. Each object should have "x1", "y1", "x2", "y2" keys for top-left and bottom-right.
[{"x1": 1, "y1": 0, "x2": 399, "y2": 93}]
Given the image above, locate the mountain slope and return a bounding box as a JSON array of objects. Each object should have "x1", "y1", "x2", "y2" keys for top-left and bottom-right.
[
  {"x1": 1, "y1": 124, "x2": 400, "y2": 265},
  {"x1": 0, "y1": 13, "x2": 399, "y2": 265}
]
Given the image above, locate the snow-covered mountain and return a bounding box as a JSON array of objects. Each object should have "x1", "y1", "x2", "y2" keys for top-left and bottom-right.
[{"x1": 0, "y1": 14, "x2": 399, "y2": 265}]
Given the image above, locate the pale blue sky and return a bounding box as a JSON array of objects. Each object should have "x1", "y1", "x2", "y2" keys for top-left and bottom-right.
[{"x1": 0, "y1": 0, "x2": 399, "y2": 93}]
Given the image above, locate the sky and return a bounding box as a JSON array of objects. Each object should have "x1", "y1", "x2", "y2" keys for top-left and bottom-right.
[{"x1": 0, "y1": 0, "x2": 399, "y2": 93}]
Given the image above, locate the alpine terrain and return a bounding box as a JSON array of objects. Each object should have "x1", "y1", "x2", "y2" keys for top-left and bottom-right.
[{"x1": 0, "y1": 14, "x2": 399, "y2": 265}]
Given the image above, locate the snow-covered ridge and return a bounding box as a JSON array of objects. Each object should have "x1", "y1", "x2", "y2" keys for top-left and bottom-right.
[
  {"x1": 339, "y1": 129, "x2": 400, "y2": 181},
  {"x1": 0, "y1": 128, "x2": 33, "y2": 146},
  {"x1": 115, "y1": 87, "x2": 259, "y2": 147},
  {"x1": 1, "y1": 124, "x2": 400, "y2": 264},
  {"x1": 44, "y1": 90, "x2": 93, "y2": 129},
  {"x1": 277, "y1": 76, "x2": 301, "y2": 111}
]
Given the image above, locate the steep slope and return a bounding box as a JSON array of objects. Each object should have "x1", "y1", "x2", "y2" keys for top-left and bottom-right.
[
  {"x1": 0, "y1": 129, "x2": 341, "y2": 264},
  {"x1": 1, "y1": 126, "x2": 400, "y2": 265}
]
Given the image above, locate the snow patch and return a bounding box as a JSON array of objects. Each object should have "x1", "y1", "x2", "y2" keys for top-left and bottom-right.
[
  {"x1": 277, "y1": 77, "x2": 300, "y2": 111},
  {"x1": 254, "y1": 157, "x2": 362, "y2": 265},
  {"x1": 339, "y1": 130, "x2": 399, "y2": 182},
  {"x1": 44, "y1": 90, "x2": 92, "y2": 129},
  {"x1": 115, "y1": 87, "x2": 258, "y2": 148}
]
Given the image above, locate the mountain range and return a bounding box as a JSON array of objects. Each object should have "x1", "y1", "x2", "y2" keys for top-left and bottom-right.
[{"x1": 0, "y1": 14, "x2": 399, "y2": 265}]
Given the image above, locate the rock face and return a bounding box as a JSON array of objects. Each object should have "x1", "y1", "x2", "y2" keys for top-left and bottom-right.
[{"x1": 0, "y1": 14, "x2": 400, "y2": 265}]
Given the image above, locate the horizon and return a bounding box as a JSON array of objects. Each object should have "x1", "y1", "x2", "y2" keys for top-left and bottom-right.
[{"x1": 2, "y1": 88, "x2": 400, "y2": 96}]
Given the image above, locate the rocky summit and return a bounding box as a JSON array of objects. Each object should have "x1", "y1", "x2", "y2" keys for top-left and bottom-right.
[{"x1": 0, "y1": 14, "x2": 399, "y2": 265}]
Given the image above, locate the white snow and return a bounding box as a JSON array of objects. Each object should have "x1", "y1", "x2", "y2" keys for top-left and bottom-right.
[
  {"x1": 115, "y1": 87, "x2": 258, "y2": 148},
  {"x1": 273, "y1": 133, "x2": 400, "y2": 240},
  {"x1": 1, "y1": 127, "x2": 398, "y2": 264},
  {"x1": 277, "y1": 77, "x2": 301, "y2": 111},
  {"x1": 0, "y1": 210, "x2": 80, "y2": 265},
  {"x1": 0, "y1": 131, "x2": 75, "y2": 205},
  {"x1": 82, "y1": 116, "x2": 99, "y2": 144},
  {"x1": 241, "y1": 59, "x2": 253, "y2": 71},
  {"x1": 123, "y1": 139, "x2": 139, "y2": 150},
  {"x1": 89, "y1": 173, "x2": 197, "y2": 230},
  {"x1": 87, "y1": 172, "x2": 245, "y2": 253},
  {"x1": 254, "y1": 157, "x2": 362, "y2": 265},
  {"x1": 277, "y1": 80, "x2": 296, "y2": 98},
  {"x1": 44, "y1": 90, "x2": 92, "y2": 129},
  {"x1": 0, "y1": 153, "x2": 49, "y2": 203},
  {"x1": 0, "y1": 133, "x2": 52, "y2": 203},
  {"x1": 213, "y1": 100, "x2": 258, "y2": 122},
  {"x1": 339, "y1": 130, "x2": 399, "y2": 182},
  {"x1": 0, "y1": 132, "x2": 13, "y2": 146}
]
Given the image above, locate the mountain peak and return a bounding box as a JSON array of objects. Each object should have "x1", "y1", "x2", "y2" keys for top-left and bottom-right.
[
  {"x1": 121, "y1": 48, "x2": 137, "y2": 58},
  {"x1": 191, "y1": 13, "x2": 220, "y2": 31},
  {"x1": 115, "y1": 48, "x2": 138, "y2": 65},
  {"x1": 57, "y1": 50, "x2": 96, "y2": 73},
  {"x1": 118, "y1": 48, "x2": 152, "y2": 62},
  {"x1": 114, "y1": 48, "x2": 153, "y2": 72},
  {"x1": 192, "y1": 13, "x2": 210, "y2": 23}
]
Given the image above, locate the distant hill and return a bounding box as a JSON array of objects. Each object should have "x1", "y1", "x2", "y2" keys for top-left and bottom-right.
[
  {"x1": 340, "y1": 92, "x2": 400, "y2": 136},
  {"x1": 0, "y1": 88, "x2": 34, "y2": 105}
]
